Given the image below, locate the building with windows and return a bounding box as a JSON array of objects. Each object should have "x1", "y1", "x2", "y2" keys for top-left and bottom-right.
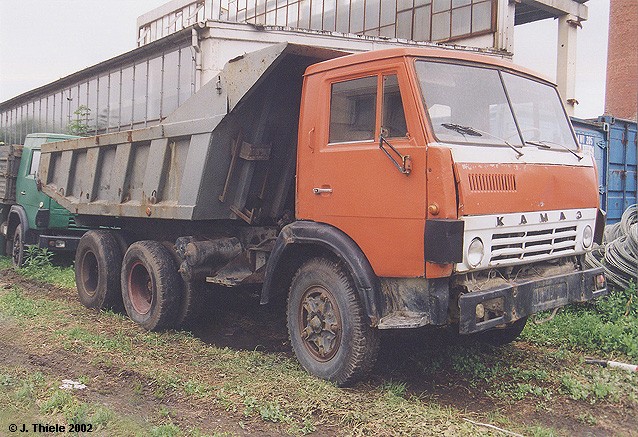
[{"x1": 0, "y1": 0, "x2": 590, "y2": 145}]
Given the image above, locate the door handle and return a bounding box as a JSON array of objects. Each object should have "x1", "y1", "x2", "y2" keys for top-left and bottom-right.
[
  {"x1": 313, "y1": 187, "x2": 333, "y2": 195},
  {"x1": 20, "y1": 191, "x2": 26, "y2": 195}
]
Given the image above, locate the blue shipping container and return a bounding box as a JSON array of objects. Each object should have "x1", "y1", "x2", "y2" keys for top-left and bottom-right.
[{"x1": 571, "y1": 115, "x2": 637, "y2": 224}]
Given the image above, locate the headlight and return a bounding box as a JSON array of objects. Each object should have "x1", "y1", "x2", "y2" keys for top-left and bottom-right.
[
  {"x1": 467, "y1": 238, "x2": 485, "y2": 268},
  {"x1": 583, "y1": 225, "x2": 593, "y2": 248}
]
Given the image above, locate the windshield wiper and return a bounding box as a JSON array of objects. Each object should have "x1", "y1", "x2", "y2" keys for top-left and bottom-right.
[
  {"x1": 441, "y1": 123, "x2": 482, "y2": 137},
  {"x1": 441, "y1": 123, "x2": 524, "y2": 158},
  {"x1": 525, "y1": 140, "x2": 583, "y2": 161}
]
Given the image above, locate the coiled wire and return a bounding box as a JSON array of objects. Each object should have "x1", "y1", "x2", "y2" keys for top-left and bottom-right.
[{"x1": 586, "y1": 204, "x2": 638, "y2": 289}]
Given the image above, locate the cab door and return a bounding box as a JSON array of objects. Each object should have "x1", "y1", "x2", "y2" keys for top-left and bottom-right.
[
  {"x1": 305, "y1": 64, "x2": 427, "y2": 277},
  {"x1": 16, "y1": 146, "x2": 50, "y2": 230}
]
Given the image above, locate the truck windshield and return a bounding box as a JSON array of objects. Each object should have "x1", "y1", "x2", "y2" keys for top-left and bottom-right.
[{"x1": 415, "y1": 60, "x2": 578, "y2": 150}]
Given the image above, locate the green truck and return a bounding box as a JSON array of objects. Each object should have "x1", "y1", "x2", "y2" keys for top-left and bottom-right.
[{"x1": 0, "y1": 133, "x2": 84, "y2": 266}]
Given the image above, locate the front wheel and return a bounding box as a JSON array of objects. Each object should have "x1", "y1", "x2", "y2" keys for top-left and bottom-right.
[
  {"x1": 287, "y1": 257, "x2": 379, "y2": 386},
  {"x1": 11, "y1": 224, "x2": 25, "y2": 268}
]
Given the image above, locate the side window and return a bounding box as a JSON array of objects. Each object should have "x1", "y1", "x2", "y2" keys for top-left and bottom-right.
[
  {"x1": 29, "y1": 150, "x2": 41, "y2": 176},
  {"x1": 329, "y1": 76, "x2": 377, "y2": 143},
  {"x1": 382, "y1": 75, "x2": 408, "y2": 138}
]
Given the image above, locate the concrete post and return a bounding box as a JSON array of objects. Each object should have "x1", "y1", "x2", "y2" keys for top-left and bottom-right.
[{"x1": 556, "y1": 14, "x2": 580, "y2": 116}]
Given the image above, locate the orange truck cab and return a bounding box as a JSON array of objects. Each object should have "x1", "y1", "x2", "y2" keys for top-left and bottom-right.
[{"x1": 285, "y1": 47, "x2": 606, "y2": 342}]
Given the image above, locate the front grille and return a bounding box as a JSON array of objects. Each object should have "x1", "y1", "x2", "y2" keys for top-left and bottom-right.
[
  {"x1": 490, "y1": 225, "x2": 577, "y2": 265},
  {"x1": 468, "y1": 173, "x2": 516, "y2": 192}
]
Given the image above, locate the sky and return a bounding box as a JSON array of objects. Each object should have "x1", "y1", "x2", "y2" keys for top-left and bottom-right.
[{"x1": 0, "y1": 0, "x2": 610, "y2": 119}]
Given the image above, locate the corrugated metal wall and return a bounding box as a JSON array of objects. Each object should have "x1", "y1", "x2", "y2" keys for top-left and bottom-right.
[{"x1": 572, "y1": 115, "x2": 638, "y2": 223}]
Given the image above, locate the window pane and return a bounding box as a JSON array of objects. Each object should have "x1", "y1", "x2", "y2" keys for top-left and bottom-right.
[
  {"x1": 397, "y1": 10, "x2": 413, "y2": 39},
  {"x1": 323, "y1": 0, "x2": 336, "y2": 31},
  {"x1": 60, "y1": 90, "x2": 70, "y2": 133},
  {"x1": 472, "y1": 1, "x2": 492, "y2": 32},
  {"x1": 288, "y1": 3, "x2": 299, "y2": 27},
  {"x1": 350, "y1": 0, "x2": 364, "y2": 33},
  {"x1": 336, "y1": 0, "x2": 350, "y2": 32},
  {"x1": 365, "y1": 0, "x2": 380, "y2": 31},
  {"x1": 47, "y1": 95, "x2": 55, "y2": 133},
  {"x1": 109, "y1": 70, "x2": 121, "y2": 130},
  {"x1": 413, "y1": 5, "x2": 431, "y2": 41},
  {"x1": 382, "y1": 75, "x2": 408, "y2": 138},
  {"x1": 329, "y1": 76, "x2": 377, "y2": 143},
  {"x1": 134, "y1": 61, "x2": 148, "y2": 124},
  {"x1": 297, "y1": 0, "x2": 309, "y2": 28},
  {"x1": 121, "y1": 66, "x2": 134, "y2": 128},
  {"x1": 87, "y1": 78, "x2": 98, "y2": 133},
  {"x1": 451, "y1": 5, "x2": 471, "y2": 37},
  {"x1": 97, "y1": 74, "x2": 109, "y2": 131},
  {"x1": 147, "y1": 56, "x2": 162, "y2": 121},
  {"x1": 398, "y1": 0, "x2": 414, "y2": 11},
  {"x1": 452, "y1": 0, "x2": 470, "y2": 7},
  {"x1": 502, "y1": 72, "x2": 577, "y2": 148},
  {"x1": 163, "y1": 50, "x2": 180, "y2": 115},
  {"x1": 179, "y1": 47, "x2": 195, "y2": 105},
  {"x1": 381, "y1": 0, "x2": 397, "y2": 27},
  {"x1": 416, "y1": 61, "x2": 520, "y2": 145},
  {"x1": 29, "y1": 150, "x2": 41, "y2": 176},
  {"x1": 431, "y1": 11, "x2": 450, "y2": 40},
  {"x1": 432, "y1": 0, "x2": 450, "y2": 13}
]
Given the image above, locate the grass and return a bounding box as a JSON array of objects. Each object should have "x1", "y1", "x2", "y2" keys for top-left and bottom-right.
[
  {"x1": 523, "y1": 281, "x2": 638, "y2": 359},
  {"x1": 0, "y1": 254, "x2": 637, "y2": 436}
]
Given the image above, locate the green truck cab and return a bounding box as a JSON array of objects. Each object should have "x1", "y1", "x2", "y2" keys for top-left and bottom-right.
[{"x1": 1, "y1": 133, "x2": 83, "y2": 266}]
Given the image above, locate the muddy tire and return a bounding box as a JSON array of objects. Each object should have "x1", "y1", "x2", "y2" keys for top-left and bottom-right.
[
  {"x1": 175, "y1": 280, "x2": 203, "y2": 328},
  {"x1": 121, "y1": 241, "x2": 181, "y2": 331},
  {"x1": 475, "y1": 317, "x2": 528, "y2": 346},
  {"x1": 75, "y1": 230, "x2": 124, "y2": 311},
  {"x1": 10, "y1": 224, "x2": 25, "y2": 268},
  {"x1": 287, "y1": 257, "x2": 379, "y2": 386}
]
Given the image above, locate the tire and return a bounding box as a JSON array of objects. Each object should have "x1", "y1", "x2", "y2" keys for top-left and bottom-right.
[
  {"x1": 121, "y1": 241, "x2": 182, "y2": 331},
  {"x1": 475, "y1": 317, "x2": 528, "y2": 346},
  {"x1": 10, "y1": 224, "x2": 25, "y2": 268},
  {"x1": 175, "y1": 280, "x2": 203, "y2": 328},
  {"x1": 287, "y1": 257, "x2": 379, "y2": 386},
  {"x1": 75, "y1": 230, "x2": 124, "y2": 311}
]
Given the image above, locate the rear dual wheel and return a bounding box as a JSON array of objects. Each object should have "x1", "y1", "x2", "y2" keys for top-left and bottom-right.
[
  {"x1": 75, "y1": 230, "x2": 124, "y2": 311},
  {"x1": 121, "y1": 241, "x2": 182, "y2": 331}
]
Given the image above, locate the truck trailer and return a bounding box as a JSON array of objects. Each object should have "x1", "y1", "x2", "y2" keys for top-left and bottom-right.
[
  {"x1": 1, "y1": 133, "x2": 83, "y2": 267},
  {"x1": 39, "y1": 43, "x2": 608, "y2": 385}
]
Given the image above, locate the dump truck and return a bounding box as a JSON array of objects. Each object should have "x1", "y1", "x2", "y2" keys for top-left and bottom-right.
[
  {"x1": 39, "y1": 43, "x2": 608, "y2": 385},
  {"x1": 1, "y1": 133, "x2": 83, "y2": 266}
]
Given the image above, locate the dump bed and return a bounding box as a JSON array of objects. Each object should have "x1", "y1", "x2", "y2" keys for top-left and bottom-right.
[
  {"x1": 0, "y1": 144, "x2": 22, "y2": 204},
  {"x1": 40, "y1": 44, "x2": 343, "y2": 224}
]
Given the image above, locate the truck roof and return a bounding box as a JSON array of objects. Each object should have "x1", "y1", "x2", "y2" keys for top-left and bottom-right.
[{"x1": 305, "y1": 47, "x2": 551, "y2": 85}]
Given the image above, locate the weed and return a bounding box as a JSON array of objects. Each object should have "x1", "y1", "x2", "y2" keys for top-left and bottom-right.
[
  {"x1": 22, "y1": 246, "x2": 54, "y2": 268},
  {"x1": 381, "y1": 380, "x2": 407, "y2": 398},
  {"x1": 577, "y1": 412, "x2": 597, "y2": 426},
  {"x1": 524, "y1": 283, "x2": 638, "y2": 359}
]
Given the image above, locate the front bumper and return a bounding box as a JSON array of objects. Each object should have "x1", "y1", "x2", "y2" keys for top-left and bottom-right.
[
  {"x1": 38, "y1": 234, "x2": 81, "y2": 252},
  {"x1": 458, "y1": 266, "x2": 607, "y2": 334}
]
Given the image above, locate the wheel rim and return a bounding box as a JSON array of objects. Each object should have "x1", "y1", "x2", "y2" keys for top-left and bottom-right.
[
  {"x1": 128, "y1": 261, "x2": 153, "y2": 315},
  {"x1": 79, "y1": 251, "x2": 99, "y2": 296},
  {"x1": 298, "y1": 285, "x2": 342, "y2": 362}
]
